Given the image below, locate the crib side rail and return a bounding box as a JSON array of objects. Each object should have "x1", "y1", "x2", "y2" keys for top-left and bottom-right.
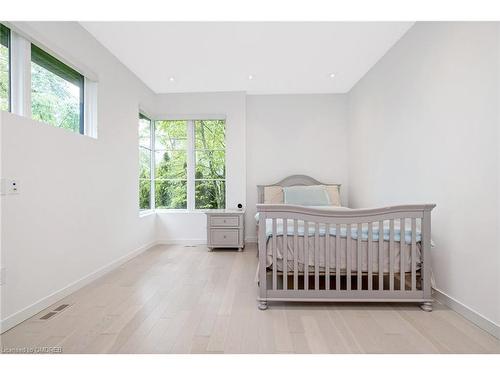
[
  {"x1": 257, "y1": 204, "x2": 436, "y2": 221},
  {"x1": 256, "y1": 204, "x2": 435, "y2": 309}
]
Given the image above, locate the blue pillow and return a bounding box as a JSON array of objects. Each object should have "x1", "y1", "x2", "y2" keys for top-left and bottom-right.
[{"x1": 283, "y1": 185, "x2": 331, "y2": 206}]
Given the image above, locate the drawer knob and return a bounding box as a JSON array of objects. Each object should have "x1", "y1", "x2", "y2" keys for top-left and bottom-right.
[{"x1": 223, "y1": 235, "x2": 226, "y2": 239}]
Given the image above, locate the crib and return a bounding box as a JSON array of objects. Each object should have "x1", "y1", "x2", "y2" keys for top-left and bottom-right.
[{"x1": 256, "y1": 175, "x2": 436, "y2": 311}]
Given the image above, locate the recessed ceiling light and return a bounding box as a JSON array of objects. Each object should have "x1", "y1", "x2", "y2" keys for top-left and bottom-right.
[
  {"x1": 169, "y1": 77, "x2": 175, "y2": 82},
  {"x1": 329, "y1": 73, "x2": 336, "y2": 79},
  {"x1": 248, "y1": 74, "x2": 254, "y2": 80}
]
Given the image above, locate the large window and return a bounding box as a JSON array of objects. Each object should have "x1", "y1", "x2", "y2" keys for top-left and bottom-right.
[
  {"x1": 31, "y1": 43, "x2": 84, "y2": 133},
  {"x1": 155, "y1": 120, "x2": 188, "y2": 209},
  {"x1": 139, "y1": 114, "x2": 153, "y2": 211},
  {"x1": 194, "y1": 120, "x2": 226, "y2": 209},
  {"x1": 0, "y1": 24, "x2": 10, "y2": 111},
  {"x1": 139, "y1": 118, "x2": 226, "y2": 211}
]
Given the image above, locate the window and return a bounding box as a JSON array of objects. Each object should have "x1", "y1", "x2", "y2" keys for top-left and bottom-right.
[
  {"x1": 0, "y1": 25, "x2": 96, "y2": 136},
  {"x1": 0, "y1": 24, "x2": 10, "y2": 111},
  {"x1": 194, "y1": 120, "x2": 226, "y2": 209},
  {"x1": 154, "y1": 120, "x2": 188, "y2": 209},
  {"x1": 139, "y1": 118, "x2": 226, "y2": 211},
  {"x1": 31, "y1": 43, "x2": 84, "y2": 133},
  {"x1": 139, "y1": 114, "x2": 153, "y2": 211}
]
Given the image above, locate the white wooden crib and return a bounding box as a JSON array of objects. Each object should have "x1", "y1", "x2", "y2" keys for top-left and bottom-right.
[{"x1": 256, "y1": 175, "x2": 436, "y2": 311}]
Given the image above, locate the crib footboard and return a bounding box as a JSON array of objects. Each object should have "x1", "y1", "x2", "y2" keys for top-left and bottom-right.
[{"x1": 257, "y1": 204, "x2": 436, "y2": 311}]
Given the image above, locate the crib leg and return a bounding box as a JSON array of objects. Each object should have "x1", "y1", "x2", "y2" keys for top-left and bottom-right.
[
  {"x1": 258, "y1": 301, "x2": 268, "y2": 310},
  {"x1": 420, "y1": 302, "x2": 433, "y2": 312}
]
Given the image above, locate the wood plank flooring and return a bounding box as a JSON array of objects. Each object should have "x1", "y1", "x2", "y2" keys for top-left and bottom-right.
[{"x1": 1, "y1": 244, "x2": 499, "y2": 354}]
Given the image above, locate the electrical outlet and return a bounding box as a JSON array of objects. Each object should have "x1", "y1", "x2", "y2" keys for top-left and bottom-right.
[
  {"x1": 0, "y1": 178, "x2": 20, "y2": 195},
  {"x1": 9, "y1": 180, "x2": 19, "y2": 194}
]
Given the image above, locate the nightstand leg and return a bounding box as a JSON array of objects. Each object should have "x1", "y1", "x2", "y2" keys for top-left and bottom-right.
[
  {"x1": 258, "y1": 301, "x2": 268, "y2": 310},
  {"x1": 208, "y1": 247, "x2": 213, "y2": 252},
  {"x1": 238, "y1": 247, "x2": 243, "y2": 252}
]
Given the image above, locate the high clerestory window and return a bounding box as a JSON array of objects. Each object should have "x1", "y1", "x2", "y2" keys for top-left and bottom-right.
[
  {"x1": 0, "y1": 23, "x2": 96, "y2": 137},
  {"x1": 0, "y1": 23, "x2": 10, "y2": 111},
  {"x1": 31, "y1": 44, "x2": 85, "y2": 133}
]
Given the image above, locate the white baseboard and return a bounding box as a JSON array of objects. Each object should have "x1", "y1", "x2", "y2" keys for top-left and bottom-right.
[
  {"x1": 155, "y1": 239, "x2": 207, "y2": 246},
  {"x1": 433, "y1": 288, "x2": 500, "y2": 339},
  {"x1": 0, "y1": 241, "x2": 156, "y2": 334},
  {"x1": 156, "y1": 239, "x2": 258, "y2": 246}
]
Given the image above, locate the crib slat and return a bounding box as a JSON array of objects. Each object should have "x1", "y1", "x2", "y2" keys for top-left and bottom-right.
[
  {"x1": 283, "y1": 218, "x2": 288, "y2": 291},
  {"x1": 378, "y1": 220, "x2": 384, "y2": 290},
  {"x1": 304, "y1": 221, "x2": 309, "y2": 290},
  {"x1": 346, "y1": 224, "x2": 352, "y2": 291},
  {"x1": 368, "y1": 222, "x2": 373, "y2": 291},
  {"x1": 389, "y1": 219, "x2": 394, "y2": 291},
  {"x1": 411, "y1": 218, "x2": 417, "y2": 291},
  {"x1": 314, "y1": 223, "x2": 320, "y2": 290},
  {"x1": 325, "y1": 223, "x2": 330, "y2": 290},
  {"x1": 335, "y1": 224, "x2": 341, "y2": 291},
  {"x1": 400, "y1": 218, "x2": 406, "y2": 291},
  {"x1": 357, "y1": 223, "x2": 362, "y2": 290},
  {"x1": 294, "y1": 219, "x2": 298, "y2": 290},
  {"x1": 272, "y1": 218, "x2": 277, "y2": 290},
  {"x1": 422, "y1": 211, "x2": 432, "y2": 300}
]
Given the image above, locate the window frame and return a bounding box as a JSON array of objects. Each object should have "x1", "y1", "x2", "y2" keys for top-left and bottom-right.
[
  {"x1": 139, "y1": 113, "x2": 154, "y2": 212},
  {"x1": 0, "y1": 23, "x2": 11, "y2": 112},
  {"x1": 144, "y1": 117, "x2": 226, "y2": 212}
]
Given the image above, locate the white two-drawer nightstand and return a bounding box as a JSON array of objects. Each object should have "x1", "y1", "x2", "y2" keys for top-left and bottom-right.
[{"x1": 205, "y1": 209, "x2": 245, "y2": 251}]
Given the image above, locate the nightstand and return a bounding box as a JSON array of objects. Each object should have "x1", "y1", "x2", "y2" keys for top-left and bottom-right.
[{"x1": 205, "y1": 209, "x2": 245, "y2": 251}]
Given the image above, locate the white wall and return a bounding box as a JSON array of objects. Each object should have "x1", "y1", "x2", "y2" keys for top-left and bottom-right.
[
  {"x1": 153, "y1": 92, "x2": 246, "y2": 243},
  {"x1": 245, "y1": 94, "x2": 349, "y2": 240},
  {"x1": 0, "y1": 22, "x2": 157, "y2": 331},
  {"x1": 348, "y1": 22, "x2": 500, "y2": 328}
]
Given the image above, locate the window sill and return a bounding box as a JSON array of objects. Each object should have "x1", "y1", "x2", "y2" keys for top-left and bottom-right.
[
  {"x1": 139, "y1": 210, "x2": 155, "y2": 218},
  {"x1": 139, "y1": 209, "x2": 230, "y2": 215},
  {"x1": 155, "y1": 209, "x2": 207, "y2": 214}
]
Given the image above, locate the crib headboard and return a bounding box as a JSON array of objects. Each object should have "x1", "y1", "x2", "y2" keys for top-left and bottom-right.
[{"x1": 257, "y1": 175, "x2": 341, "y2": 204}]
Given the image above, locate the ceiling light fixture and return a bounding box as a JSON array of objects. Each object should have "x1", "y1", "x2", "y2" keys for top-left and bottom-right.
[
  {"x1": 329, "y1": 73, "x2": 336, "y2": 79},
  {"x1": 169, "y1": 77, "x2": 175, "y2": 82},
  {"x1": 248, "y1": 74, "x2": 254, "y2": 80}
]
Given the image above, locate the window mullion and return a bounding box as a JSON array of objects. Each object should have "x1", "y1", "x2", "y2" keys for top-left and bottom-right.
[
  {"x1": 187, "y1": 120, "x2": 195, "y2": 210},
  {"x1": 10, "y1": 31, "x2": 31, "y2": 117},
  {"x1": 150, "y1": 119, "x2": 156, "y2": 210},
  {"x1": 84, "y1": 78, "x2": 98, "y2": 138}
]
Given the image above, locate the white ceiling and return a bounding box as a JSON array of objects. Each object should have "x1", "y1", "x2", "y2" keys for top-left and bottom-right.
[{"x1": 81, "y1": 22, "x2": 413, "y2": 94}]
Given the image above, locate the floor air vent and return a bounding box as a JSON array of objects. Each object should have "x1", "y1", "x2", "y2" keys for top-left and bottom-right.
[
  {"x1": 53, "y1": 304, "x2": 70, "y2": 312},
  {"x1": 40, "y1": 312, "x2": 57, "y2": 320},
  {"x1": 39, "y1": 304, "x2": 71, "y2": 320}
]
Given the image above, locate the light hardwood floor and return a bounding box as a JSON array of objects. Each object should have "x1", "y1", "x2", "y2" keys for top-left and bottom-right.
[{"x1": 1, "y1": 244, "x2": 499, "y2": 354}]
